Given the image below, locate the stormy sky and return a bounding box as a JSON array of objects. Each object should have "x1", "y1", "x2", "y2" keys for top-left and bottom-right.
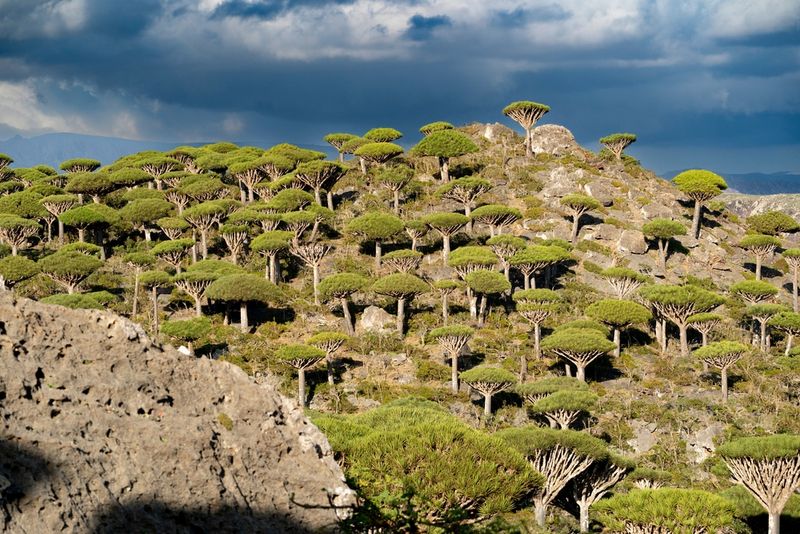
[{"x1": 0, "y1": 0, "x2": 798, "y2": 173}]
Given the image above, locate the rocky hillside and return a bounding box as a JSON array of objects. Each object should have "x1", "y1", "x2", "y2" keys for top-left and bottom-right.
[
  {"x1": 723, "y1": 192, "x2": 800, "y2": 220},
  {"x1": 0, "y1": 294, "x2": 354, "y2": 533}
]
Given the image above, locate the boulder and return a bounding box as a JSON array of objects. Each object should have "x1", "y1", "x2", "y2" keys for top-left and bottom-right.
[
  {"x1": 586, "y1": 223, "x2": 622, "y2": 242},
  {"x1": 583, "y1": 182, "x2": 614, "y2": 207},
  {"x1": 359, "y1": 305, "x2": 395, "y2": 333},
  {"x1": 529, "y1": 124, "x2": 583, "y2": 157},
  {"x1": 684, "y1": 423, "x2": 724, "y2": 464},
  {"x1": 617, "y1": 230, "x2": 649, "y2": 255},
  {"x1": 640, "y1": 202, "x2": 674, "y2": 219},
  {"x1": 0, "y1": 295, "x2": 355, "y2": 533}
]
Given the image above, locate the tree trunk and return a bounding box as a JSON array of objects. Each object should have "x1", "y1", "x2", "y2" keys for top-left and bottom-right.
[
  {"x1": 200, "y1": 230, "x2": 208, "y2": 259},
  {"x1": 769, "y1": 511, "x2": 780, "y2": 534},
  {"x1": 393, "y1": 190, "x2": 400, "y2": 215},
  {"x1": 702, "y1": 330, "x2": 708, "y2": 347},
  {"x1": 298, "y1": 368, "x2": 306, "y2": 407},
  {"x1": 144, "y1": 228, "x2": 152, "y2": 242},
  {"x1": 375, "y1": 240, "x2": 382, "y2": 270},
  {"x1": 359, "y1": 157, "x2": 367, "y2": 175},
  {"x1": 151, "y1": 287, "x2": 159, "y2": 335},
  {"x1": 396, "y1": 297, "x2": 406, "y2": 335},
  {"x1": 341, "y1": 297, "x2": 355, "y2": 335},
  {"x1": 240, "y1": 302, "x2": 249, "y2": 333},
  {"x1": 658, "y1": 239, "x2": 667, "y2": 276},
  {"x1": 439, "y1": 156, "x2": 449, "y2": 182},
  {"x1": 451, "y1": 351, "x2": 459, "y2": 394},
  {"x1": 11, "y1": 245, "x2": 17, "y2": 256},
  {"x1": 465, "y1": 204, "x2": 473, "y2": 233},
  {"x1": 679, "y1": 323, "x2": 688, "y2": 357},
  {"x1": 579, "y1": 501, "x2": 590, "y2": 532},
  {"x1": 519, "y1": 351, "x2": 527, "y2": 381},
  {"x1": 756, "y1": 254, "x2": 763, "y2": 280},
  {"x1": 760, "y1": 319, "x2": 767, "y2": 352},
  {"x1": 721, "y1": 366, "x2": 728, "y2": 402},
  {"x1": 78, "y1": 228, "x2": 85, "y2": 242},
  {"x1": 442, "y1": 235, "x2": 451, "y2": 262},
  {"x1": 338, "y1": 152, "x2": 344, "y2": 163},
  {"x1": 313, "y1": 187, "x2": 322, "y2": 206},
  {"x1": 692, "y1": 199, "x2": 702, "y2": 239},
  {"x1": 525, "y1": 128, "x2": 533, "y2": 158},
  {"x1": 57, "y1": 220, "x2": 65, "y2": 243},
  {"x1": 477, "y1": 294, "x2": 486, "y2": 326},
  {"x1": 132, "y1": 270, "x2": 140, "y2": 317},
  {"x1": 614, "y1": 328, "x2": 621, "y2": 357},
  {"x1": 467, "y1": 287, "x2": 476, "y2": 318},
  {"x1": 785, "y1": 334, "x2": 793, "y2": 356},
  {"x1": 571, "y1": 212, "x2": 581, "y2": 245},
  {"x1": 576, "y1": 364, "x2": 586, "y2": 382},
  {"x1": 313, "y1": 264, "x2": 320, "y2": 305},
  {"x1": 194, "y1": 295, "x2": 202, "y2": 317},
  {"x1": 442, "y1": 293, "x2": 449, "y2": 325},
  {"x1": 534, "y1": 323, "x2": 541, "y2": 358},
  {"x1": 269, "y1": 255, "x2": 277, "y2": 283},
  {"x1": 523, "y1": 273, "x2": 530, "y2": 290},
  {"x1": 327, "y1": 190, "x2": 334, "y2": 211},
  {"x1": 327, "y1": 358, "x2": 335, "y2": 386},
  {"x1": 793, "y1": 267, "x2": 798, "y2": 312},
  {"x1": 534, "y1": 500, "x2": 546, "y2": 527},
  {"x1": 484, "y1": 393, "x2": 492, "y2": 416}
]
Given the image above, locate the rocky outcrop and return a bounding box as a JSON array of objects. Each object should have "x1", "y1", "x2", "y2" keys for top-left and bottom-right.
[
  {"x1": 0, "y1": 295, "x2": 355, "y2": 533},
  {"x1": 358, "y1": 305, "x2": 395, "y2": 333},
  {"x1": 722, "y1": 192, "x2": 800, "y2": 220},
  {"x1": 529, "y1": 124, "x2": 584, "y2": 157}
]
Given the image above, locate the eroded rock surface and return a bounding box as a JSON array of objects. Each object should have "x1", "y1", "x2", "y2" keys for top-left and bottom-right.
[{"x1": 0, "y1": 294, "x2": 354, "y2": 533}]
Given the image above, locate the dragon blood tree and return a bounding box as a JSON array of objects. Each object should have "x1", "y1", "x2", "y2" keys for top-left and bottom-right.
[{"x1": 718, "y1": 434, "x2": 800, "y2": 534}]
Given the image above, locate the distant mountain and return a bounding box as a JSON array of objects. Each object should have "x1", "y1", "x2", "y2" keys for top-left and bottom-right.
[
  {"x1": 663, "y1": 170, "x2": 800, "y2": 195},
  {"x1": 0, "y1": 132, "x2": 333, "y2": 169}
]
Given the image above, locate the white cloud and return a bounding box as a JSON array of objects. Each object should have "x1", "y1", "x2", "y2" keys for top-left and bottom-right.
[
  {"x1": 707, "y1": 0, "x2": 800, "y2": 38},
  {"x1": 222, "y1": 114, "x2": 244, "y2": 134},
  {"x1": 0, "y1": 80, "x2": 87, "y2": 134}
]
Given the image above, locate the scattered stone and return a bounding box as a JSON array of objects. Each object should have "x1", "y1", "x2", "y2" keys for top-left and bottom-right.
[
  {"x1": 617, "y1": 230, "x2": 649, "y2": 255},
  {"x1": 359, "y1": 305, "x2": 394, "y2": 333}
]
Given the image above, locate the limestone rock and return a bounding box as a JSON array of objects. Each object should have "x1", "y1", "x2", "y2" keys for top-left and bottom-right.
[
  {"x1": 583, "y1": 182, "x2": 614, "y2": 207},
  {"x1": 640, "y1": 202, "x2": 674, "y2": 219},
  {"x1": 617, "y1": 230, "x2": 649, "y2": 255},
  {"x1": 359, "y1": 305, "x2": 394, "y2": 333},
  {"x1": 627, "y1": 420, "x2": 659, "y2": 454},
  {"x1": 684, "y1": 423, "x2": 724, "y2": 464},
  {"x1": 0, "y1": 295, "x2": 355, "y2": 533},
  {"x1": 586, "y1": 223, "x2": 622, "y2": 242},
  {"x1": 529, "y1": 124, "x2": 582, "y2": 157}
]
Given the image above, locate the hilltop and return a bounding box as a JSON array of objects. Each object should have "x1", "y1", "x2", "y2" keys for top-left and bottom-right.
[{"x1": 1, "y1": 118, "x2": 799, "y2": 532}]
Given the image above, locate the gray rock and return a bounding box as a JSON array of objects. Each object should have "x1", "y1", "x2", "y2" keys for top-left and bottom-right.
[
  {"x1": 617, "y1": 230, "x2": 649, "y2": 255},
  {"x1": 529, "y1": 124, "x2": 583, "y2": 157},
  {"x1": 0, "y1": 294, "x2": 355, "y2": 533},
  {"x1": 684, "y1": 423, "x2": 724, "y2": 464},
  {"x1": 627, "y1": 420, "x2": 659, "y2": 454},
  {"x1": 640, "y1": 203, "x2": 674, "y2": 219},
  {"x1": 583, "y1": 182, "x2": 614, "y2": 207},
  {"x1": 586, "y1": 223, "x2": 622, "y2": 242},
  {"x1": 359, "y1": 305, "x2": 395, "y2": 333}
]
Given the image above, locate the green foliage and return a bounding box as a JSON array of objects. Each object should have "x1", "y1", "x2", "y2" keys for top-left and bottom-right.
[
  {"x1": 515, "y1": 377, "x2": 588, "y2": 397},
  {"x1": 739, "y1": 233, "x2": 781, "y2": 250},
  {"x1": 119, "y1": 199, "x2": 173, "y2": 226},
  {"x1": 123, "y1": 252, "x2": 156, "y2": 268},
  {"x1": 308, "y1": 331, "x2": 350, "y2": 347},
  {"x1": 110, "y1": 168, "x2": 151, "y2": 187},
  {"x1": 602, "y1": 266, "x2": 649, "y2": 283},
  {"x1": 319, "y1": 272, "x2": 369, "y2": 300},
  {"x1": 346, "y1": 211, "x2": 404, "y2": 240},
  {"x1": 40, "y1": 293, "x2": 104, "y2": 309},
  {"x1": 187, "y1": 259, "x2": 245, "y2": 275},
  {"x1": 560, "y1": 193, "x2": 601, "y2": 212},
  {"x1": 138, "y1": 270, "x2": 172, "y2": 288},
  {"x1": 770, "y1": 311, "x2": 800, "y2": 333},
  {"x1": 497, "y1": 426, "x2": 609, "y2": 459},
  {"x1": 470, "y1": 204, "x2": 523, "y2": 225},
  {"x1": 161, "y1": 317, "x2": 211, "y2": 342},
  {"x1": 415, "y1": 359, "x2": 450, "y2": 382},
  {"x1": 593, "y1": 488, "x2": 737, "y2": 532},
  {"x1": 206, "y1": 274, "x2": 282, "y2": 303},
  {"x1": 672, "y1": 169, "x2": 728, "y2": 200},
  {"x1": 554, "y1": 320, "x2": 610, "y2": 336},
  {"x1": 251, "y1": 230, "x2": 293, "y2": 254},
  {"x1": 510, "y1": 245, "x2": 571, "y2": 269},
  {"x1": 486, "y1": 234, "x2": 526, "y2": 251},
  {"x1": 641, "y1": 218, "x2": 687, "y2": 239},
  {"x1": 694, "y1": 340, "x2": 748, "y2": 360},
  {"x1": 640, "y1": 284, "x2": 725, "y2": 311},
  {"x1": 275, "y1": 343, "x2": 326, "y2": 365},
  {"x1": 324, "y1": 132, "x2": 358, "y2": 150},
  {"x1": 530, "y1": 389, "x2": 597, "y2": 413},
  {"x1": 217, "y1": 412, "x2": 234, "y2": 431},
  {"x1": 419, "y1": 121, "x2": 454, "y2": 135},
  {"x1": 421, "y1": 212, "x2": 469, "y2": 231},
  {"x1": 502, "y1": 101, "x2": 551, "y2": 116},
  {"x1": 411, "y1": 129, "x2": 478, "y2": 158},
  {"x1": 448, "y1": 246, "x2": 497, "y2": 270},
  {"x1": 314, "y1": 399, "x2": 541, "y2": 528},
  {"x1": 729, "y1": 279, "x2": 779, "y2": 301},
  {"x1": 0, "y1": 255, "x2": 39, "y2": 286},
  {"x1": 600, "y1": 133, "x2": 637, "y2": 145},
  {"x1": 152, "y1": 238, "x2": 194, "y2": 256},
  {"x1": 60, "y1": 242, "x2": 102, "y2": 256},
  {"x1": 460, "y1": 366, "x2": 516, "y2": 385},
  {"x1": 59, "y1": 204, "x2": 119, "y2": 229},
  {"x1": 718, "y1": 434, "x2": 800, "y2": 460},
  {"x1": 687, "y1": 312, "x2": 723, "y2": 326},
  {"x1": 39, "y1": 251, "x2": 103, "y2": 279},
  {"x1": 372, "y1": 273, "x2": 429, "y2": 298},
  {"x1": 586, "y1": 299, "x2": 652, "y2": 328},
  {"x1": 746, "y1": 210, "x2": 799, "y2": 236},
  {"x1": 60, "y1": 158, "x2": 101, "y2": 172},
  {"x1": 364, "y1": 127, "x2": 403, "y2": 142},
  {"x1": 354, "y1": 142, "x2": 404, "y2": 162},
  {"x1": 65, "y1": 171, "x2": 113, "y2": 197},
  {"x1": 541, "y1": 328, "x2": 616, "y2": 355},
  {"x1": 0, "y1": 191, "x2": 48, "y2": 218},
  {"x1": 465, "y1": 269, "x2": 511, "y2": 295}
]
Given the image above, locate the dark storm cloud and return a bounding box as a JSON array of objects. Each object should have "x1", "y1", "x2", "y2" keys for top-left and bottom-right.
[
  {"x1": 490, "y1": 4, "x2": 570, "y2": 28},
  {"x1": 0, "y1": 0, "x2": 797, "y2": 173},
  {"x1": 403, "y1": 14, "x2": 452, "y2": 41}
]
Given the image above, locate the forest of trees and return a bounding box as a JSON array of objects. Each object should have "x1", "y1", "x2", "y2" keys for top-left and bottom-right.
[{"x1": 1, "y1": 101, "x2": 799, "y2": 533}]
